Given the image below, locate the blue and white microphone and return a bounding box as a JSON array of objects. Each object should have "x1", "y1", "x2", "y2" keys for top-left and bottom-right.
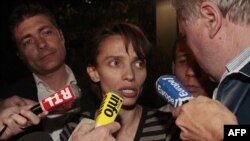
[{"x1": 156, "y1": 75, "x2": 193, "y2": 108}]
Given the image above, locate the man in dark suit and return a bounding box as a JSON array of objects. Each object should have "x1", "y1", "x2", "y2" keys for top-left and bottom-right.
[{"x1": 0, "y1": 3, "x2": 98, "y2": 140}]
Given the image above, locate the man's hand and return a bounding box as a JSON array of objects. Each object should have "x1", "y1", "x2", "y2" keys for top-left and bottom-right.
[
  {"x1": 172, "y1": 96, "x2": 238, "y2": 141},
  {"x1": 0, "y1": 105, "x2": 48, "y2": 140},
  {"x1": 0, "y1": 96, "x2": 36, "y2": 112},
  {"x1": 71, "y1": 120, "x2": 120, "y2": 141}
]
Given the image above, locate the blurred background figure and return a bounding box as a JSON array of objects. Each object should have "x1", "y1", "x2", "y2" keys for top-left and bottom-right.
[
  {"x1": 172, "y1": 36, "x2": 216, "y2": 97},
  {"x1": 159, "y1": 35, "x2": 216, "y2": 112}
]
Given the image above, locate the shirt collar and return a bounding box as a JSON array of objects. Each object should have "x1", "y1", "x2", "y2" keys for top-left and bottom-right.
[
  {"x1": 214, "y1": 47, "x2": 250, "y2": 99},
  {"x1": 33, "y1": 64, "x2": 77, "y2": 90},
  {"x1": 220, "y1": 47, "x2": 250, "y2": 81},
  {"x1": 226, "y1": 47, "x2": 250, "y2": 73}
]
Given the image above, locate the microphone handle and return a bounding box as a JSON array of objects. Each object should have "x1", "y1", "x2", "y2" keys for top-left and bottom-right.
[
  {"x1": 30, "y1": 104, "x2": 43, "y2": 115},
  {"x1": 0, "y1": 104, "x2": 42, "y2": 136},
  {"x1": 0, "y1": 124, "x2": 7, "y2": 137}
]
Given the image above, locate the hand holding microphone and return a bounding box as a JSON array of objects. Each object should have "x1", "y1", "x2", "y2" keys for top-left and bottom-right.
[
  {"x1": 156, "y1": 75, "x2": 237, "y2": 141},
  {"x1": 0, "y1": 84, "x2": 81, "y2": 139},
  {"x1": 69, "y1": 91, "x2": 122, "y2": 141},
  {"x1": 0, "y1": 105, "x2": 43, "y2": 140},
  {"x1": 70, "y1": 120, "x2": 120, "y2": 141}
]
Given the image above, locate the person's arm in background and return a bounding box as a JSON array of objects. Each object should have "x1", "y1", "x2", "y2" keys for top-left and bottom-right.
[{"x1": 172, "y1": 96, "x2": 238, "y2": 141}]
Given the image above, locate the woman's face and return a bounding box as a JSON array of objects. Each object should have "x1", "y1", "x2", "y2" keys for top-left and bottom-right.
[{"x1": 87, "y1": 35, "x2": 147, "y2": 107}]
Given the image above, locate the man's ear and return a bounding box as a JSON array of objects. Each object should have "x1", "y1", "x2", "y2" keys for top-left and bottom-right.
[
  {"x1": 200, "y1": 1, "x2": 222, "y2": 38},
  {"x1": 86, "y1": 66, "x2": 100, "y2": 82}
]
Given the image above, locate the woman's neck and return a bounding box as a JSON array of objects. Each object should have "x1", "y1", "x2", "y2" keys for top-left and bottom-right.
[
  {"x1": 115, "y1": 104, "x2": 143, "y2": 140},
  {"x1": 119, "y1": 105, "x2": 142, "y2": 126}
]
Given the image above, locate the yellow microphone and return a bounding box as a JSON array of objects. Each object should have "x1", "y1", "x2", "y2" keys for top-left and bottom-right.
[{"x1": 95, "y1": 91, "x2": 123, "y2": 127}]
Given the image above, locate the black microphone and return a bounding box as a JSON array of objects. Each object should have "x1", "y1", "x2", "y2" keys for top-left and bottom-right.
[
  {"x1": 155, "y1": 75, "x2": 193, "y2": 108},
  {"x1": 17, "y1": 132, "x2": 53, "y2": 141}
]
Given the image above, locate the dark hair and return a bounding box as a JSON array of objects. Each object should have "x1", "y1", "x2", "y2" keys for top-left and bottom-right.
[
  {"x1": 8, "y1": 2, "x2": 59, "y2": 45},
  {"x1": 172, "y1": 34, "x2": 185, "y2": 63},
  {"x1": 85, "y1": 22, "x2": 152, "y2": 100},
  {"x1": 86, "y1": 22, "x2": 152, "y2": 67}
]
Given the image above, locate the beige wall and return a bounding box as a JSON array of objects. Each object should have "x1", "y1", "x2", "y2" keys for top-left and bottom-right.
[{"x1": 155, "y1": 0, "x2": 177, "y2": 74}]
